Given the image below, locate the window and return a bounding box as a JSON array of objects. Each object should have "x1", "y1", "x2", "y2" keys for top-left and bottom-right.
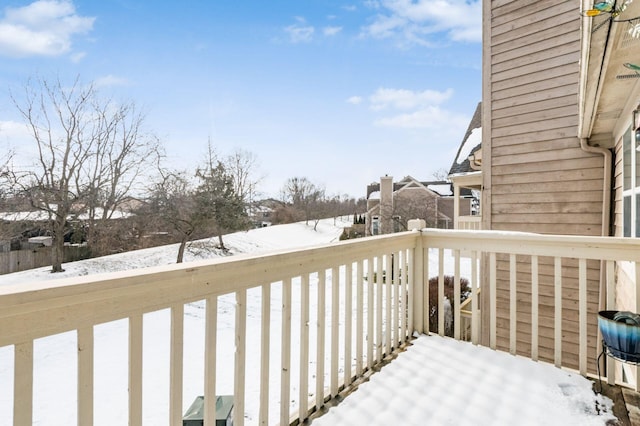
[
  {"x1": 622, "y1": 126, "x2": 640, "y2": 237},
  {"x1": 371, "y1": 216, "x2": 380, "y2": 235}
]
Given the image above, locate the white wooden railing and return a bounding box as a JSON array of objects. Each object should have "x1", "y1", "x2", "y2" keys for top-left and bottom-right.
[
  {"x1": 423, "y1": 229, "x2": 640, "y2": 391},
  {"x1": 0, "y1": 232, "x2": 422, "y2": 426},
  {"x1": 2, "y1": 228, "x2": 640, "y2": 425},
  {"x1": 456, "y1": 215, "x2": 481, "y2": 230}
]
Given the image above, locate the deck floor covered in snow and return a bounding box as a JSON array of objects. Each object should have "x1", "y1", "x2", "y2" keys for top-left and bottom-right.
[{"x1": 311, "y1": 335, "x2": 617, "y2": 426}]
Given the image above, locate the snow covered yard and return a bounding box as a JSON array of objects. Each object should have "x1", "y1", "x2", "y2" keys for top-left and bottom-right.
[{"x1": 0, "y1": 218, "x2": 618, "y2": 425}]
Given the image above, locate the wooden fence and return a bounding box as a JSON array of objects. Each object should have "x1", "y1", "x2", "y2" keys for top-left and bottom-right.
[{"x1": 0, "y1": 246, "x2": 90, "y2": 275}]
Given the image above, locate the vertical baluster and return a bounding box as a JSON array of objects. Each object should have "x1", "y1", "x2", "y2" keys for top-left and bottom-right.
[
  {"x1": 471, "y1": 251, "x2": 479, "y2": 345},
  {"x1": 367, "y1": 258, "x2": 374, "y2": 369},
  {"x1": 170, "y1": 304, "x2": 184, "y2": 426},
  {"x1": 281, "y1": 278, "x2": 292, "y2": 425},
  {"x1": 392, "y1": 252, "x2": 399, "y2": 347},
  {"x1": 344, "y1": 263, "x2": 353, "y2": 388},
  {"x1": 531, "y1": 255, "x2": 539, "y2": 362},
  {"x1": 454, "y1": 250, "x2": 461, "y2": 340},
  {"x1": 509, "y1": 254, "x2": 517, "y2": 355},
  {"x1": 129, "y1": 315, "x2": 143, "y2": 426},
  {"x1": 204, "y1": 296, "x2": 218, "y2": 426},
  {"x1": 234, "y1": 291, "x2": 247, "y2": 426},
  {"x1": 400, "y1": 250, "x2": 407, "y2": 343},
  {"x1": 490, "y1": 252, "x2": 497, "y2": 350},
  {"x1": 385, "y1": 253, "x2": 392, "y2": 353},
  {"x1": 606, "y1": 260, "x2": 616, "y2": 386},
  {"x1": 424, "y1": 246, "x2": 430, "y2": 334},
  {"x1": 14, "y1": 341, "x2": 33, "y2": 426},
  {"x1": 78, "y1": 326, "x2": 94, "y2": 426},
  {"x1": 355, "y1": 261, "x2": 363, "y2": 376},
  {"x1": 579, "y1": 258, "x2": 587, "y2": 375},
  {"x1": 554, "y1": 257, "x2": 562, "y2": 367},
  {"x1": 299, "y1": 274, "x2": 310, "y2": 421},
  {"x1": 316, "y1": 270, "x2": 326, "y2": 411},
  {"x1": 330, "y1": 268, "x2": 340, "y2": 397},
  {"x1": 407, "y1": 247, "x2": 415, "y2": 336},
  {"x1": 376, "y1": 257, "x2": 383, "y2": 362},
  {"x1": 259, "y1": 285, "x2": 271, "y2": 425},
  {"x1": 438, "y1": 249, "x2": 445, "y2": 336}
]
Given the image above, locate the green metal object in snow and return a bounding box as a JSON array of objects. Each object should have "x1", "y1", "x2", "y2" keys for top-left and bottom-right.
[{"x1": 183, "y1": 395, "x2": 234, "y2": 426}]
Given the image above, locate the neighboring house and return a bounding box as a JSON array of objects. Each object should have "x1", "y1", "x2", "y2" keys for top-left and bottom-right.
[
  {"x1": 449, "y1": 102, "x2": 483, "y2": 229},
  {"x1": 482, "y1": 0, "x2": 640, "y2": 383},
  {"x1": 365, "y1": 175, "x2": 473, "y2": 236},
  {"x1": 248, "y1": 198, "x2": 287, "y2": 227}
]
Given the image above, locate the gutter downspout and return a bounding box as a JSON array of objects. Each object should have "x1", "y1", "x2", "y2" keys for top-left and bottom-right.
[
  {"x1": 578, "y1": 0, "x2": 616, "y2": 374},
  {"x1": 580, "y1": 138, "x2": 612, "y2": 378},
  {"x1": 578, "y1": 0, "x2": 615, "y2": 322},
  {"x1": 579, "y1": 139, "x2": 612, "y2": 239}
]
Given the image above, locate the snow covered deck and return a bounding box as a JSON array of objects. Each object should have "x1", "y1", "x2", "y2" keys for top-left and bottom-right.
[
  {"x1": 312, "y1": 335, "x2": 616, "y2": 425},
  {"x1": 2, "y1": 221, "x2": 640, "y2": 425}
]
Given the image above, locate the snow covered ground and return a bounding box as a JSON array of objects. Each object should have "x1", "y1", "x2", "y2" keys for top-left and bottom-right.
[{"x1": 0, "y1": 218, "x2": 616, "y2": 425}]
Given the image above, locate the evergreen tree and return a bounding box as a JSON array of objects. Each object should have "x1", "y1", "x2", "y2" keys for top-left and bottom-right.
[{"x1": 195, "y1": 160, "x2": 249, "y2": 250}]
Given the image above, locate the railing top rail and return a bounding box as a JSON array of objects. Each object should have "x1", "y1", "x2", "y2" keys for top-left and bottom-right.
[
  {"x1": 421, "y1": 228, "x2": 640, "y2": 262},
  {"x1": 0, "y1": 230, "x2": 419, "y2": 347}
]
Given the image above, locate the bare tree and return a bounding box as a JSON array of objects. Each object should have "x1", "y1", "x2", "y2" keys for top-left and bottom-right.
[
  {"x1": 392, "y1": 192, "x2": 438, "y2": 231},
  {"x1": 432, "y1": 168, "x2": 450, "y2": 181},
  {"x1": 224, "y1": 148, "x2": 262, "y2": 206},
  {"x1": 0, "y1": 150, "x2": 12, "y2": 201},
  {"x1": 281, "y1": 177, "x2": 326, "y2": 229},
  {"x1": 7, "y1": 75, "x2": 160, "y2": 271},
  {"x1": 148, "y1": 170, "x2": 196, "y2": 263},
  {"x1": 83, "y1": 101, "x2": 161, "y2": 255}
]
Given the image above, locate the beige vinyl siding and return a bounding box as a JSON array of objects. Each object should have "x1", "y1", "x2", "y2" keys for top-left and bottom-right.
[
  {"x1": 613, "y1": 140, "x2": 624, "y2": 237},
  {"x1": 483, "y1": 0, "x2": 603, "y2": 372},
  {"x1": 487, "y1": 0, "x2": 602, "y2": 234},
  {"x1": 493, "y1": 256, "x2": 600, "y2": 371}
]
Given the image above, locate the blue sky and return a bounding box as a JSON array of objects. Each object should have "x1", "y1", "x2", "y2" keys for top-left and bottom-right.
[{"x1": 0, "y1": 0, "x2": 481, "y2": 198}]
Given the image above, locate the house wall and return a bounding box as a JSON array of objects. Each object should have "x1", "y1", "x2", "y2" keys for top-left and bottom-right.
[
  {"x1": 482, "y1": 0, "x2": 604, "y2": 373},
  {"x1": 394, "y1": 187, "x2": 438, "y2": 228}
]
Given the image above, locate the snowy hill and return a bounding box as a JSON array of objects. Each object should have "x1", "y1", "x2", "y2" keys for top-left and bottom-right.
[{"x1": 0, "y1": 218, "x2": 350, "y2": 287}]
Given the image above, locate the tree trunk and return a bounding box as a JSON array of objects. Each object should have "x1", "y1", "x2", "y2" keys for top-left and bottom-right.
[
  {"x1": 176, "y1": 236, "x2": 188, "y2": 263},
  {"x1": 217, "y1": 233, "x2": 225, "y2": 250},
  {"x1": 51, "y1": 224, "x2": 65, "y2": 273}
]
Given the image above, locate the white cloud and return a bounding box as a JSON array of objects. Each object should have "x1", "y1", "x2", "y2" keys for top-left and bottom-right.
[
  {"x1": 369, "y1": 87, "x2": 453, "y2": 111},
  {"x1": 347, "y1": 96, "x2": 363, "y2": 105},
  {"x1": 374, "y1": 106, "x2": 443, "y2": 128},
  {"x1": 323, "y1": 26, "x2": 342, "y2": 36},
  {"x1": 0, "y1": 120, "x2": 29, "y2": 140},
  {"x1": 94, "y1": 75, "x2": 130, "y2": 88},
  {"x1": 70, "y1": 51, "x2": 86, "y2": 63},
  {"x1": 284, "y1": 18, "x2": 315, "y2": 43},
  {"x1": 362, "y1": 87, "x2": 466, "y2": 130},
  {"x1": 362, "y1": 0, "x2": 481, "y2": 45},
  {"x1": 0, "y1": 0, "x2": 95, "y2": 57}
]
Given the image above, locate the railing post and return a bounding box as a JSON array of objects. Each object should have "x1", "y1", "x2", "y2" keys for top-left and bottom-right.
[
  {"x1": 78, "y1": 326, "x2": 94, "y2": 426},
  {"x1": 409, "y1": 224, "x2": 425, "y2": 335},
  {"x1": 14, "y1": 341, "x2": 33, "y2": 426}
]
